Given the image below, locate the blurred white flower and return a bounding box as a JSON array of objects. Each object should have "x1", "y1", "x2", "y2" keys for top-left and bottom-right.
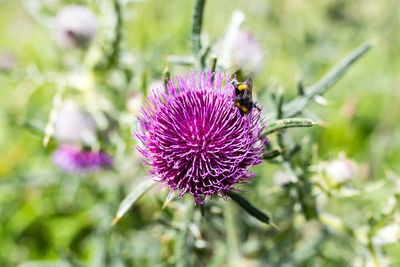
[
  {"x1": 148, "y1": 80, "x2": 163, "y2": 92},
  {"x1": 216, "y1": 11, "x2": 264, "y2": 75},
  {"x1": 381, "y1": 196, "x2": 396, "y2": 215},
  {"x1": 54, "y1": 5, "x2": 98, "y2": 48},
  {"x1": 127, "y1": 91, "x2": 143, "y2": 114},
  {"x1": 127, "y1": 80, "x2": 162, "y2": 114},
  {"x1": 273, "y1": 170, "x2": 297, "y2": 186},
  {"x1": 67, "y1": 71, "x2": 94, "y2": 91},
  {"x1": 325, "y1": 158, "x2": 358, "y2": 183},
  {"x1": 54, "y1": 100, "x2": 96, "y2": 144},
  {"x1": 372, "y1": 224, "x2": 400, "y2": 245}
]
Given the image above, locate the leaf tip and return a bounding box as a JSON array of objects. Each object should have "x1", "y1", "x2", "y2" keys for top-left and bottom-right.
[
  {"x1": 370, "y1": 37, "x2": 379, "y2": 46},
  {"x1": 313, "y1": 95, "x2": 330, "y2": 106},
  {"x1": 111, "y1": 216, "x2": 121, "y2": 226},
  {"x1": 270, "y1": 221, "x2": 279, "y2": 230},
  {"x1": 312, "y1": 121, "x2": 326, "y2": 127}
]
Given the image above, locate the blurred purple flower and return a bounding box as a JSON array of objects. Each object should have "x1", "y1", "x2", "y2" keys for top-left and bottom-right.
[
  {"x1": 135, "y1": 71, "x2": 267, "y2": 204},
  {"x1": 53, "y1": 145, "x2": 112, "y2": 173},
  {"x1": 54, "y1": 5, "x2": 98, "y2": 48}
]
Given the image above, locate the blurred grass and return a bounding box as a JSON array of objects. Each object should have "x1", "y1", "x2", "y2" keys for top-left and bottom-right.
[{"x1": 0, "y1": 0, "x2": 399, "y2": 266}]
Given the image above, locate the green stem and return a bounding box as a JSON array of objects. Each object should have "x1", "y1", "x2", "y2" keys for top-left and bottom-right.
[
  {"x1": 176, "y1": 198, "x2": 195, "y2": 267},
  {"x1": 262, "y1": 118, "x2": 316, "y2": 136},
  {"x1": 162, "y1": 65, "x2": 170, "y2": 93},
  {"x1": 367, "y1": 242, "x2": 380, "y2": 267},
  {"x1": 224, "y1": 202, "x2": 241, "y2": 267},
  {"x1": 210, "y1": 56, "x2": 217, "y2": 73},
  {"x1": 95, "y1": 0, "x2": 123, "y2": 71},
  {"x1": 191, "y1": 0, "x2": 206, "y2": 54}
]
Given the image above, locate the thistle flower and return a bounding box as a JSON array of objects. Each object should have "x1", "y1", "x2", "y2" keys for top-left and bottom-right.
[
  {"x1": 52, "y1": 145, "x2": 112, "y2": 173},
  {"x1": 135, "y1": 71, "x2": 267, "y2": 204},
  {"x1": 54, "y1": 5, "x2": 98, "y2": 48}
]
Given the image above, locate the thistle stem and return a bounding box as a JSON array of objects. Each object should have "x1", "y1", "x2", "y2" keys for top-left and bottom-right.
[
  {"x1": 224, "y1": 202, "x2": 241, "y2": 267},
  {"x1": 262, "y1": 118, "x2": 316, "y2": 136},
  {"x1": 175, "y1": 198, "x2": 195, "y2": 267},
  {"x1": 191, "y1": 0, "x2": 206, "y2": 54},
  {"x1": 162, "y1": 65, "x2": 170, "y2": 93},
  {"x1": 95, "y1": 0, "x2": 123, "y2": 71}
]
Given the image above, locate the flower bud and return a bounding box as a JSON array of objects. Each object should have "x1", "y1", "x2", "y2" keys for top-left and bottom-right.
[{"x1": 54, "y1": 5, "x2": 98, "y2": 48}]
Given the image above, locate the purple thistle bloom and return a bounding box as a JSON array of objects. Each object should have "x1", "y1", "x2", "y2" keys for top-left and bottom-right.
[
  {"x1": 52, "y1": 145, "x2": 112, "y2": 174},
  {"x1": 135, "y1": 71, "x2": 267, "y2": 204}
]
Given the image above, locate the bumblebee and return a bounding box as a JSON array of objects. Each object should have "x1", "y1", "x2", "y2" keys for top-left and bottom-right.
[{"x1": 230, "y1": 78, "x2": 261, "y2": 116}]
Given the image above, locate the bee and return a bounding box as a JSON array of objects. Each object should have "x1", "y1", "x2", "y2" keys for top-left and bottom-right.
[{"x1": 230, "y1": 78, "x2": 261, "y2": 116}]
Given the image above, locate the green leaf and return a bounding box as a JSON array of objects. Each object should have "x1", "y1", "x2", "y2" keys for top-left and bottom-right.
[
  {"x1": 112, "y1": 179, "x2": 156, "y2": 225},
  {"x1": 227, "y1": 191, "x2": 271, "y2": 225},
  {"x1": 265, "y1": 39, "x2": 375, "y2": 120}
]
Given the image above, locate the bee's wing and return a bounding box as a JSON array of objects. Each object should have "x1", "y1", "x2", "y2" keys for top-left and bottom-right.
[{"x1": 246, "y1": 78, "x2": 253, "y2": 96}]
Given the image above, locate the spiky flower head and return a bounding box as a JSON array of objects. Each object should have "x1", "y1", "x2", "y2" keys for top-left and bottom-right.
[
  {"x1": 135, "y1": 71, "x2": 267, "y2": 204},
  {"x1": 54, "y1": 5, "x2": 98, "y2": 48},
  {"x1": 52, "y1": 145, "x2": 112, "y2": 173}
]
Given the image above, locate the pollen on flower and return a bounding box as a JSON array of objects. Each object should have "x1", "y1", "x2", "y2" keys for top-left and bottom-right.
[{"x1": 135, "y1": 71, "x2": 267, "y2": 204}]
